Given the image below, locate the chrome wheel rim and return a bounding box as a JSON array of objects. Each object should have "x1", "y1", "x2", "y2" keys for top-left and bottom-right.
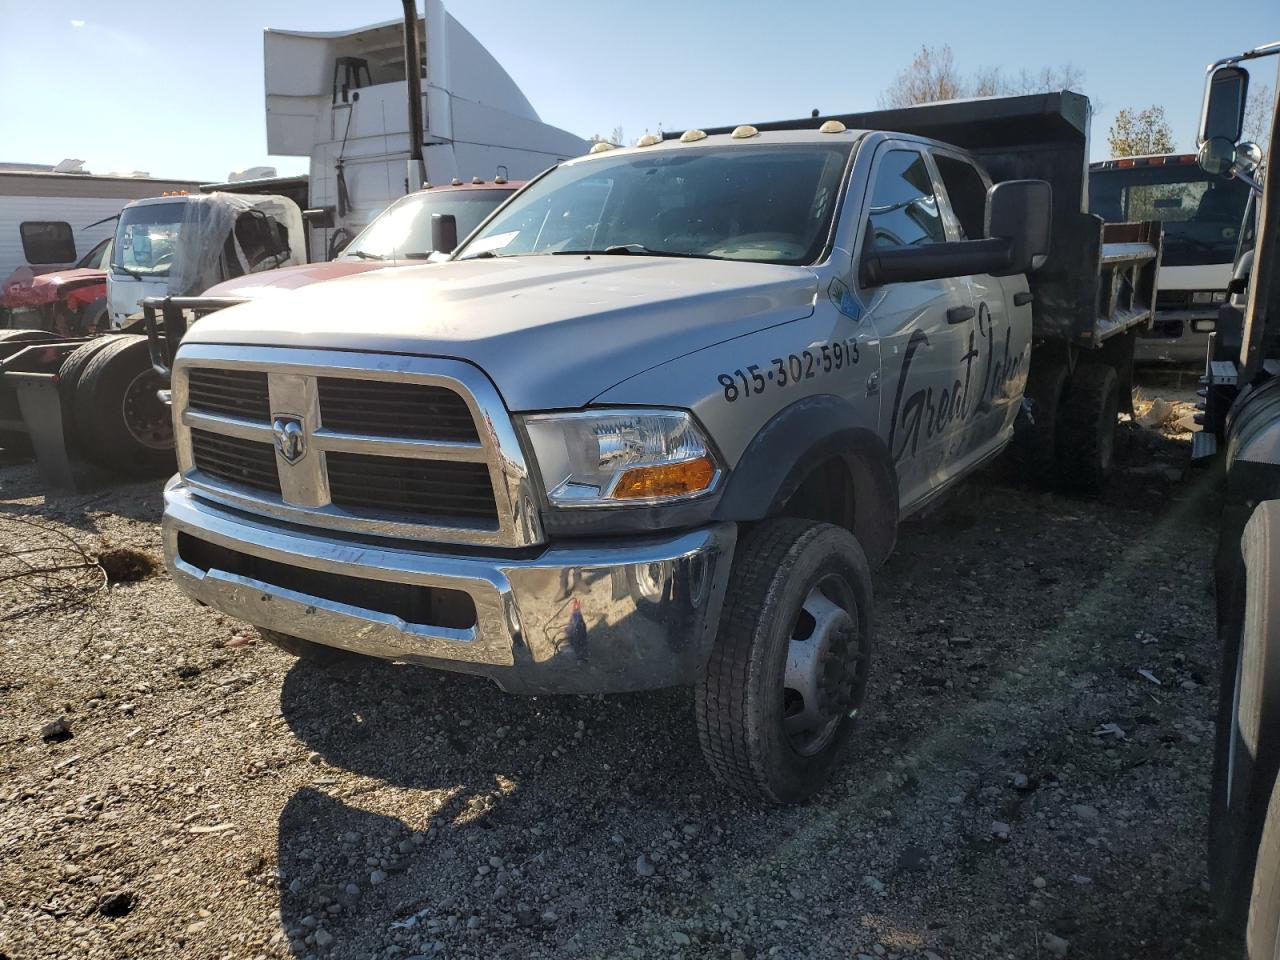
[
  {"x1": 782, "y1": 573, "x2": 864, "y2": 757},
  {"x1": 121, "y1": 368, "x2": 174, "y2": 450}
]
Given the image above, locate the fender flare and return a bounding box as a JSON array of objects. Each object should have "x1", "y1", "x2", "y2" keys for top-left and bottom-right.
[{"x1": 712, "y1": 394, "x2": 899, "y2": 567}]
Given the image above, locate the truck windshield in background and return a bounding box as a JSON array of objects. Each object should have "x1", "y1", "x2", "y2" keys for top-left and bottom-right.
[
  {"x1": 111, "y1": 201, "x2": 187, "y2": 278},
  {"x1": 340, "y1": 188, "x2": 513, "y2": 261},
  {"x1": 1089, "y1": 161, "x2": 1249, "y2": 267},
  {"x1": 458, "y1": 143, "x2": 854, "y2": 266}
]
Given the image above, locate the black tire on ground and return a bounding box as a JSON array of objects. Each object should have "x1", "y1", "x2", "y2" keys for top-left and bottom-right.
[
  {"x1": 1015, "y1": 357, "x2": 1070, "y2": 486},
  {"x1": 695, "y1": 517, "x2": 873, "y2": 804},
  {"x1": 1247, "y1": 772, "x2": 1280, "y2": 959},
  {"x1": 54, "y1": 337, "x2": 118, "y2": 450},
  {"x1": 71, "y1": 334, "x2": 175, "y2": 475},
  {"x1": 58, "y1": 337, "x2": 115, "y2": 395},
  {"x1": 1055, "y1": 362, "x2": 1120, "y2": 494},
  {"x1": 259, "y1": 628, "x2": 377, "y2": 677},
  {"x1": 79, "y1": 298, "x2": 109, "y2": 335},
  {"x1": 1210, "y1": 500, "x2": 1280, "y2": 931}
]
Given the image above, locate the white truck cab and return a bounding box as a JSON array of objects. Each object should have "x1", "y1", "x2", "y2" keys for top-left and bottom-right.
[
  {"x1": 108, "y1": 193, "x2": 306, "y2": 328},
  {"x1": 1090, "y1": 154, "x2": 1252, "y2": 362}
]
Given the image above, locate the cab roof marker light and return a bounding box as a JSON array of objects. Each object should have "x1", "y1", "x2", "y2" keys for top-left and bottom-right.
[
  {"x1": 635, "y1": 134, "x2": 662, "y2": 147},
  {"x1": 679, "y1": 129, "x2": 707, "y2": 143},
  {"x1": 450, "y1": 177, "x2": 463, "y2": 185},
  {"x1": 731, "y1": 125, "x2": 759, "y2": 139},
  {"x1": 818, "y1": 120, "x2": 846, "y2": 134},
  {"x1": 472, "y1": 176, "x2": 484, "y2": 184},
  {"x1": 589, "y1": 141, "x2": 616, "y2": 154}
]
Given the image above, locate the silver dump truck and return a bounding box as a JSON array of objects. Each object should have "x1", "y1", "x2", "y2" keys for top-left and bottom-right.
[{"x1": 158, "y1": 93, "x2": 1159, "y2": 802}]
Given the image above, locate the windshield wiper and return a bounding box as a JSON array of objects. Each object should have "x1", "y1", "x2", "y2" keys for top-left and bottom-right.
[
  {"x1": 458, "y1": 249, "x2": 505, "y2": 261},
  {"x1": 348, "y1": 250, "x2": 387, "y2": 261},
  {"x1": 112, "y1": 263, "x2": 144, "y2": 280},
  {"x1": 549, "y1": 244, "x2": 725, "y2": 261}
]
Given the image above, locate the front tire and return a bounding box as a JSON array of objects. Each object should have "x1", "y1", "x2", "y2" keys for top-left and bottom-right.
[
  {"x1": 1210, "y1": 500, "x2": 1280, "y2": 930},
  {"x1": 696, "y1": 518, "x2": 873, "y2": 803},
  {"x1": 1247, "y1": 773, "x2": 1280, "y2": 959}
]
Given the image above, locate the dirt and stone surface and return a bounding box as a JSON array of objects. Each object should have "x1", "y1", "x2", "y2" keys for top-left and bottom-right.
[{"x1": 0, "y1": 392, "x2": 1241, "y2": 959}]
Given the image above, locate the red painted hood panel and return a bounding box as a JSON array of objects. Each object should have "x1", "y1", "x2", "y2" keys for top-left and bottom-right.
[{"x1": 202, "y1": 260, "x2": 395, "y2": 298}]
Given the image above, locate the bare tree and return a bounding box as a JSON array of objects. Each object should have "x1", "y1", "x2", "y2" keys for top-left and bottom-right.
[
  {"x1": 1242, "y1": 84, "x2": 1274, "y2": 152},
  {"x1": 588, "y1": 126, "x2": 625, "y2": 147},
  {"x1": 879, "y1": 45, "x2": 964, "y2": 108},
  {"x1": 880, "y1": 45, "x2": 1083, "y2": 107},
  {"x1": 1107, "y1": 106, "x2": 1175, "y2": 157}
]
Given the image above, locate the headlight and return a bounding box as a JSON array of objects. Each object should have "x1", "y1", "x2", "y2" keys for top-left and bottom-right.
[
  {"x1": 1191, "y1": 290, "x2": 1228, "y2": 305},
  {"x1": 521, "y1": 409, "x2": 720, "y2": 507}
]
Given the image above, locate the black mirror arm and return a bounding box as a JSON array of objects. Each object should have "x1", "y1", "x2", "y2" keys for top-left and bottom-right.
[{"x1": 861, "y1": 238, "x2": 1014, "y2": 287}]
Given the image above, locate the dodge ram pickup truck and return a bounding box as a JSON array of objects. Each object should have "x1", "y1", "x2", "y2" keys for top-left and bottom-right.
[{"x1": 159, "y1": 93, "x2": 1159, "y2": 802}]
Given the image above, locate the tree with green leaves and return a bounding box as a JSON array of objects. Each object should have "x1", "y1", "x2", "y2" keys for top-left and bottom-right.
[{"x1": 1107, "y1": 106, "x2": 1175, "y2": 157}]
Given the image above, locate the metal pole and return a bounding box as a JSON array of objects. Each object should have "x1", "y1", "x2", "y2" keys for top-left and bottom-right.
[{"x1": 402, "y1": 0, "x2": 427, "y2": 192}]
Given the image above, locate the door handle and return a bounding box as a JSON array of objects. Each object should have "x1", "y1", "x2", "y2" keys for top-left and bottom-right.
[
  {"x1": 947, "y1": 305, "x2": 975, "y2": 324},
  {"x1": 1013, "y1": 291, "x2": 1034, "y2": 307}
]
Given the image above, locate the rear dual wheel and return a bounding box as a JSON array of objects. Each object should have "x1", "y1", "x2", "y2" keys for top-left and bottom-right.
[
  {"x1": 66, "y1": 335, "x2": 174, "y2": 475},
  {"x1": 1017, "y1": 358, "x2": 1120, "y2": 494},
  {"x1": 696, "y1": 518, "x2": 873, "y2": 803}
]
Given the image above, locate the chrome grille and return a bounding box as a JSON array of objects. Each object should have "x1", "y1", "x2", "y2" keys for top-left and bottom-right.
[
  {"x1": 172, "y1": 345, "x2": 541, "y2": 548},
  {"x1": 187, "y1": 368, "x2": 271, "y2": 421},
  {"x1": 317, "y1": 378, "x2": 478, "y2": 441},
  {"x1": 326, "y1": 452, "x2": 497, "y2": 522},
  {"x1": 190, "y1": 429, "x2": 280, "y2": 494}
]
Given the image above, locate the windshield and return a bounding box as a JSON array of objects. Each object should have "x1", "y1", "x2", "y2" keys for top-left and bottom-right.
[
  {"x1": 341, "y1": 189, "x2": 513, "y2": 260},
  {"x1": 1089, "y1": 164, "x2": 1250, "y2": 267},
  {"x1": 112, "y1": 201, "x2": 186, "y2": 279},
  {"x1": 457, "y1": 143, "x2": 853, "y2": 266},
  {"x1": 77, "y1": 237, "x2": 111, "y2": 270}
]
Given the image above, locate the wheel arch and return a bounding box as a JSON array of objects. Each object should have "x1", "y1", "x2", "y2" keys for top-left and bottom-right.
[{"x1": 713, "y1": 395, "x2": 898, "y2": 568}]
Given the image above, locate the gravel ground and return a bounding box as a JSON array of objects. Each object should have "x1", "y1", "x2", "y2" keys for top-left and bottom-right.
[{"x1": 0, "y1": 400, "x2": 1240, "y2": 960}]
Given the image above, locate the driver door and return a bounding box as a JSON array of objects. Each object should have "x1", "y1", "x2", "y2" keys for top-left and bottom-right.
[{"x1": 858, "y1": 144, "x2": 977, "y2": 511}]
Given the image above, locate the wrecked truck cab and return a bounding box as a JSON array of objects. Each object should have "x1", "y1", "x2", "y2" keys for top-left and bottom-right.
[{"x1": 160, "y1": 94, "x2": 1157, "y2": 803}]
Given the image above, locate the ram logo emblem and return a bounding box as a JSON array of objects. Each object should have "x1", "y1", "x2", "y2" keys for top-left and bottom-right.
[{"x1": 272, "y1": 416, "x2": 306, "y2": 464}]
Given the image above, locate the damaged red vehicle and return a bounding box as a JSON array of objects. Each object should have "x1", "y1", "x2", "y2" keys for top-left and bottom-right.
[{"x1": 1, "y1": 237, "x2": 112, "y2": 334}]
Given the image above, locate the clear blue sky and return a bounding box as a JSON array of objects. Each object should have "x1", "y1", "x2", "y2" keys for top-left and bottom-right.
[{"x1": 2, "y1": 0, "x2": 1277, "y2": 182}]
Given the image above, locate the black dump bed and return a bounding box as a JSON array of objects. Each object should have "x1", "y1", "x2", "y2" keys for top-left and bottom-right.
[{"x1": 692, "y1": 92, "x2": 1160, "y2": 348}]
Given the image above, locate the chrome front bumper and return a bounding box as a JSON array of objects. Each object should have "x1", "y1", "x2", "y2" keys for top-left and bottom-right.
[{"x1": 162, "y1": 478, "x2": 737, "y2": 694}]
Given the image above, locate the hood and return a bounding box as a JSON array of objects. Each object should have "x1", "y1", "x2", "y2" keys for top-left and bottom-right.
[
  {"x1": 202, "y1": 260, "x2": 393, "y2": 299},
  {"x1": 185, "y1": 256, "x2": 819, "y2": 410},
  {"x1": 3, "y1": 268, "x2": 105, "y2": 307}
]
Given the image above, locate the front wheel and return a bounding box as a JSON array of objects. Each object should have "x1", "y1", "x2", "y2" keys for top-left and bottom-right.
[
  {"x1": 1210, "y1": 500, "x2": 1280, "y2": 931},
  {"x1": 696, "y1": 518, "x2": 873, "y2": 803}
]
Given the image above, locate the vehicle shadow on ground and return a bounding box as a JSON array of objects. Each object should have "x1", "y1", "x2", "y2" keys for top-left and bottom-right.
[{"x1": 275, "y1": 656, "x2": 710, "y2": 956}]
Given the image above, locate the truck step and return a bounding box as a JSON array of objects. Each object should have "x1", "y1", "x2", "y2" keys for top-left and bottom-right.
[
  {"x1": 1210, "y1": 360, "x2": 1239, "y2": 386},
  {"x1": 1197, "y1": 388, "x2": 1208, "y2": 398},
  {"x1": 1195, "y1": 413, "x2": 1206, "y2": 425},
  {"x1": 1191, "y1": 431, "x2": 1219, "y2": 461}
]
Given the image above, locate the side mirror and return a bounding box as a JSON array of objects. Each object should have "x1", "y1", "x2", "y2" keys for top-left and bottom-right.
[
  {"x1": 986, "y1": 180, "x2": 1052, "y2": 276},
  {"x1": 1198, "y1": 137, "x2": 1238, "y2": 177},
  {"x1": 859, "y1": 179, "x2": 1052, "y2": 287},
  {"x1": 1199, "y1": 64, "x2": 1249, "y2": 146},
  {"x1": 431, "y1": 213, "x2": 459, "y2": 254}
]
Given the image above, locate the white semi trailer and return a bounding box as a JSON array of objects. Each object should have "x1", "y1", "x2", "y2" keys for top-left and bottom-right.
[{"x1": 263, "y1": 0, "x2": 588, "y2": 259}]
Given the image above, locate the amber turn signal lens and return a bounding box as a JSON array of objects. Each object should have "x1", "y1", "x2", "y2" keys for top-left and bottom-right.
[{"x1": 613, "y1": 457, "x2": 715, "y2": 500}]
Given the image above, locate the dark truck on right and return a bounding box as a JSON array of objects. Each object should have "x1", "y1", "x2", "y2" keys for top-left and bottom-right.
[{"x1": 1189, "y1": 40, "x2": 1280, "y2": 958}]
